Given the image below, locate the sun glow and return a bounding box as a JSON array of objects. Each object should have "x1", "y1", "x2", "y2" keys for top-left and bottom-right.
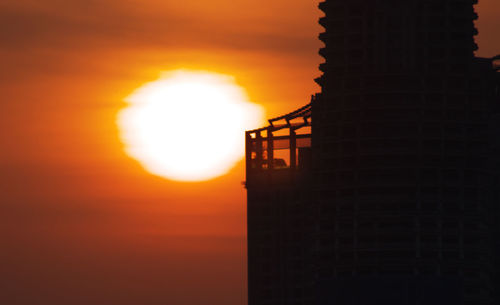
[{"x1": 117, "y1": 70, "x2": 264, "y2": 181}]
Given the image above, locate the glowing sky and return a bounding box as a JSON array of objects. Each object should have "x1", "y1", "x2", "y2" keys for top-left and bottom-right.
[{"x1": 0, "y1": 1, "x2": 499, "y2": 304}]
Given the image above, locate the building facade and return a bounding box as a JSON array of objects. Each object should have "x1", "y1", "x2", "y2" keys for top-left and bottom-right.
[{"x1": 246, "y1": 0, "x2": 500, "y2": 304}]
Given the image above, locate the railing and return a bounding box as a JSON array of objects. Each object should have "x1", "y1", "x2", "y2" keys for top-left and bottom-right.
[{"x1": 246, "y1": 101, "x2": 313, "y2": 174}]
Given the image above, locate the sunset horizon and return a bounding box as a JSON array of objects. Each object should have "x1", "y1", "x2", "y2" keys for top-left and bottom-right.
[{"x1": 1, "y1": 1, "x2": 500, "y2": 304}]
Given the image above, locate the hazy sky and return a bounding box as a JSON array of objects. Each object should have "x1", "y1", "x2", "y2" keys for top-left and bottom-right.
[{"x1": 0, "y1": 1, "x2": 499, "y2": 305}]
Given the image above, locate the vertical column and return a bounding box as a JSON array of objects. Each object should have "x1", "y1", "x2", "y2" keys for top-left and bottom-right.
[
  {"x1": 256, "y1": 131, "x2": 263, "y2": 170},
  {"x1": 290, "y1": 129, "x2": 297, "y2": 169},
  {"x1": 245, "y1": 132, "x2": 252, "y2": 173},
  {"x1": 267, "y1": 128, "x2": 274, "y2": 170}
]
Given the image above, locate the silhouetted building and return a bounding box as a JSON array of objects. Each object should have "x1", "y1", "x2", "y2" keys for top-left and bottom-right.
[
  {"x1": 246, "y1": 1, "x2": 500, "y2": 305},
  {"x1": 246, "y1": 104, "x2": 314, "y2": 305}
]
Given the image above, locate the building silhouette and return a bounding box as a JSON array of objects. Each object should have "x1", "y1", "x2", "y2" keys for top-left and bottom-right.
[{"x1": 246, "y1": 1, "x2": 500, "y2": 305}]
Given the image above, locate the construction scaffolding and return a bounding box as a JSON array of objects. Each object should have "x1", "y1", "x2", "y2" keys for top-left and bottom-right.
[{"x1": 245, "y1": 101, "x2": 312, "y2": 181}]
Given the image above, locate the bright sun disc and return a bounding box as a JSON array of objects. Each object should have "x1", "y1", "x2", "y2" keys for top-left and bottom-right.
[{"x1": 117, "y1": 70, "x2": 264, "y2": 181}]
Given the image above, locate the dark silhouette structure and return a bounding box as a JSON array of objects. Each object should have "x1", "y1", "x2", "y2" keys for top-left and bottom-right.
[
  {"x1": 246, "y1": 104, "x2": 314, "y2": 304},
  {"x1": 246, "y1": 0, "x2": 500, "y2": 305}
]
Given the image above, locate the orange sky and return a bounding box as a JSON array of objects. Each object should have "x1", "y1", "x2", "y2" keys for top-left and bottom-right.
[{"x1": 0, "y1": 1, "x2": 499, "y2": 304}]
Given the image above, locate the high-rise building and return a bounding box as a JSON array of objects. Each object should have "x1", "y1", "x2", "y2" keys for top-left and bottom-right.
[{"x1": 246, "y1": 1, "x2": 500, "y2": 305}]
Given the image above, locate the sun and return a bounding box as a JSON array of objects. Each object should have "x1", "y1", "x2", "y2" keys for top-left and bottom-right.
[{"x1": 117, "y1": 70, "x2": 264, "y2": 181}]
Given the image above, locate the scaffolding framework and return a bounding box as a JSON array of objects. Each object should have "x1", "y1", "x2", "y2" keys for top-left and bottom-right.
[{"x1": 246, "y1": 101, "x2": 312, "y2": 176}]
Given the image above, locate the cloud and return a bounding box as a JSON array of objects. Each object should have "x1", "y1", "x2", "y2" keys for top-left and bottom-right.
[{"x1": 0, "y1": 0, "x2": 320, "y2": 54}]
